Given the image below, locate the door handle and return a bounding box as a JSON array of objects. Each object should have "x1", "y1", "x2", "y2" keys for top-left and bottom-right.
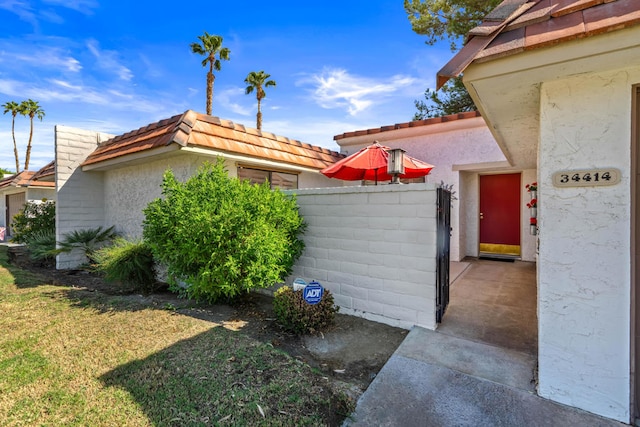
[{"x1": 480, "y1": 212, "x2": 484, "y2": 220}]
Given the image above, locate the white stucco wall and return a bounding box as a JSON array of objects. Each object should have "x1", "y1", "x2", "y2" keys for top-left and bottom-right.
[
  {"x1": 103, "y1": 155, "x2": 234, "y2": 238},
  {"x1": 537, "y1": 68, "x2": 639, "y2": 422},
  {"x1": 28, "y1": 188, "x2": 56, "y2": 202},
  {"x1": 298, "y1": 169, "x2": 342, "y2": 189},
  {"x1": 336, "y1": 118, "x2": 537, "y2": 261},
  {"x1": 55, "y1": 126, "x2": 113, "y2": 269},
  {"x1": 286, "y1": 184, "x2": 438, "y2": 330},
  {"x1": 103, "y1": 156, "x2": 341, "y2": 239}
]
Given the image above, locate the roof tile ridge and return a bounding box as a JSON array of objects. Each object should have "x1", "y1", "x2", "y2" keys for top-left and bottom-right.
[
  {"x1": 195, "y1": 115, "x2": 344, "y2": 159},
  {"x1": 172, "y1": 110, "x2": 198, "y2": 147},
  {"x1": 552, "y1": 0, "x2": 605, "y2": 18},
  {"x1": 97, "y1": 112, "x2": 185, "y2": 148}
]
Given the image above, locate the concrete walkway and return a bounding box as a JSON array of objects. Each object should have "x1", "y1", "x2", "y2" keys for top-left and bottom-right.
[{"x1": 345, "y1": 259, "x2": 626, "y2": 426}]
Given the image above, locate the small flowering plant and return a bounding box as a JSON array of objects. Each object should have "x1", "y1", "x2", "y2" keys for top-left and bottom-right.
[
  {"x1": 525, "y1": 182, "x2": 537, "y2": 192},
  {"x1": 527, "y1": 199, "x2": 537, "y2": 209}
]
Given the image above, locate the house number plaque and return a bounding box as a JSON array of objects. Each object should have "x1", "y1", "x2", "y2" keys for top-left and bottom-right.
[{"x1": 552, "y1": 168, "x2": 621, "y2": 188}]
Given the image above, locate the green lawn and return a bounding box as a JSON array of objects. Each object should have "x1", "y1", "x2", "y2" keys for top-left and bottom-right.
[{"x1": 0, "y1": 247, "x2": 350, "y2": 426}]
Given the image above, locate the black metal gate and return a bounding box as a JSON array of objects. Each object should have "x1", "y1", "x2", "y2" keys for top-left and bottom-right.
[{"x1": 436, "y1": 187, "x2": 451, "y2": 323}]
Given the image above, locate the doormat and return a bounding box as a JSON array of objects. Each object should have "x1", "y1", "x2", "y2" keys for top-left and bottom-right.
[{"x1": 479, "y1": 254, "x2": 516, "y2": 262}]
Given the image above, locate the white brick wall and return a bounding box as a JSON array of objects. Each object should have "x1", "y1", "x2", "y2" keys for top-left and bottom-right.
[
  {"x1": 287, "y1": 184, "x2": 438, "y2": 330},
  {"x1": 55, "y1": 126, "x2": 113, "y2": 269}
]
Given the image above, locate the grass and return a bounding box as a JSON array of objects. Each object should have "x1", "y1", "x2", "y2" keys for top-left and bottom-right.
[{"x1": 0, "y1": 247, "x2": 352, "y2": 426}]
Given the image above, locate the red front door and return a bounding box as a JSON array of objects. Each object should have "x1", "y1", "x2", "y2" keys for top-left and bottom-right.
[{"x1": 479, "y1": 173, "x2": 521, "y2": 255}]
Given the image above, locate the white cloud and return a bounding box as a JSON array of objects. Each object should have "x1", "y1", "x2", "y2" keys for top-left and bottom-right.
[
  {"x1": 0, "y1": 42, "x2": 82, "y2": 72},
  {"x1": 297, "y1": 68, "x2": 417, "y2": 116},
  {"x1": 216, "y1": 87, "x2": 252, "y2": 117},
  {"x1": 0, "y1": 77, "x2": 166, "y2": 114},
  {"x1": 87, "y1": 39, "x2": 133, "y2": 81},
  {"x1": 0, "y1": 0, "x2": 37, "y2": 27},
  {"x1": 42, "y1": 0, "x2": 98, "y2": 14},
  {"x1": 0, "y1": 0, "x2": 97, "y2": 28}
]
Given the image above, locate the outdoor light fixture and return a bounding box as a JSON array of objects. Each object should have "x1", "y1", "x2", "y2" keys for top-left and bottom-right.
[{"x1": 387, "y1": 148, "x2": 405, "y2": 184}]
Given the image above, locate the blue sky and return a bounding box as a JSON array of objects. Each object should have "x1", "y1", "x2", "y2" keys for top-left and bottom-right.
[{"x1": 0, "y1": 0, "x2": 453, "y2": 171}]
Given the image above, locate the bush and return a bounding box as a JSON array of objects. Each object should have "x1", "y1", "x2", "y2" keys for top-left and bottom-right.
[
  {"x1": 24, "y1": 229, "x2": 57, "y2": 265},
  {"x1": 273, "y1": 286, "x2": 338, "y2": 334},
  {"x1": 93, "y1": 238, "x2": 158, "y2": 294},
  {"x1": 11, "y1": 199, "x2": 55, "y2": 244},
  {"x1": 58, "y1": 226, "x2": 118, "y2": 264},
  {"x1": 142, "y1": 160, "x2": 306, "y2": 302}
]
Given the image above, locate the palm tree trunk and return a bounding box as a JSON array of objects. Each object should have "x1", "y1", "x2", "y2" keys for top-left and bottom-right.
[
  {"x1": 206, "y1": 60, "x2": 214, "y2": 115},
  {"x1": 11, "y1": 116, "x2": 19, "y2": 173},
  {"x1": 24, "y1": 115, "x2": 34, "y2": 170},
  {"x1": 257, "y1": 98, "x2": 262, "y2": 130}
]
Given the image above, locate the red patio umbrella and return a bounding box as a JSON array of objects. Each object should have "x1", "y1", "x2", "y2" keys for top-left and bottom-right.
[{"x1": 321, "y1": 142, "x2": 434, "y2": 182}]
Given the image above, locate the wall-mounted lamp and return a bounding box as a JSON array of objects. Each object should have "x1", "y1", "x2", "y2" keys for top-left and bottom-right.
[{"x1": 387, "y1": 148, "x2": 405, "y2": 184}]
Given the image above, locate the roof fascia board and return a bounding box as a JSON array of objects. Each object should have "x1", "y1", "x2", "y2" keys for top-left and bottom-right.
[
  {"x1": 81, "y1": 145, "x2": 181, "y2": 171},
  {"x1": 24, "y1": 185, "x2": 55, "y2": 189},
  {"x1": 336, "y1": 117, "x2": 488, "y2": 148},
  {"x1": 452, "y1": 160, "x2": 513, "y2": 172},
  {"x1": 180, "y1": 146, "x2": 323, "y2": 174}
]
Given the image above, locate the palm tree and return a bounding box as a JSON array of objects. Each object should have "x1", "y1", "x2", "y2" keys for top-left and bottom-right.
[
  {"x1": 190, "y1": 32, "x2": 230, "y2": 115},
  {"x1": 2, "y1": 101, "x2": 21, "y2": 173},
  {"x1": 244, "y1": 71, "x2": 276, "y2": 130},
  {"x1": 19, "y1": 99, "x2": 45, "y2": 170}
]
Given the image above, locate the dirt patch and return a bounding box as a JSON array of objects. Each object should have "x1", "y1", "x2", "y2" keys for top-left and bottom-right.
[{"x1": 19, "y1": 260, "x2": 408, "y2": 399}]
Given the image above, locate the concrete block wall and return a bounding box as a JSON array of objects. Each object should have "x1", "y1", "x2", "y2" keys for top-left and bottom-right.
[
  {"x1": 55, "y1": 125, "x2": 113, "y2": 269},
  {"x1": 287, "y1": 183, "x2": 438, "y2": 330}
]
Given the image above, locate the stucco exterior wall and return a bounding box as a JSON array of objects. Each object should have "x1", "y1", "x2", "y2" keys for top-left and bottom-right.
[
  {"x1": 55, "y1": 126, "x2": 113, "y2": 269},
  {"x1": 286, "y1": 184, "x2": 438, "y2": 329},
  {"x1": 103, "y1": 155, "x2": 234, "y2": 238},
  {"x1": 103, "y1": 156, "x2": 341, "y2": 239},
  {"x1": 27, "y1": 188, "x2": 56, "y2": 202},
  {"x1": 537, "y1": 68, "x2": 640, "y2": 422},
  {"x1": 298, "y1": 170, "x2": 342, "y2": 189},
  {"x1": 335, "y1": 118, "x2": 538, "y2": 261}
]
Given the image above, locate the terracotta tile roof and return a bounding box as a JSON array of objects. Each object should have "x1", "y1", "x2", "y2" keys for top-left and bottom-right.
[
  {"x1": 333, "y1": 111, "x2": 482, "y2": 141},
  {"x1": 82, "y1": 110, "x2": 345, "y2": 170},
  {"x1": 30, "y1": 160, "x2": 55, "y2": 182},
  {"x1": 437, "y1": 0, "x2": 640, "y2": 88},
  {"x1": 0, "y1": 162, "x2": 55, "y2": 190}
]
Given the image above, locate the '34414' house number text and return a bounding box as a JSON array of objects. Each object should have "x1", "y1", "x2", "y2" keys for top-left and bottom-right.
[{"x1": 552, "y1": 168, "x2": 621, "y2": 188}]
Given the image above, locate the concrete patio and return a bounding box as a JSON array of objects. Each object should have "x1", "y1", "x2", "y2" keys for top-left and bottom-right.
[{"x1": 345, "y1": 258, "x2": 626, "y2": 426}]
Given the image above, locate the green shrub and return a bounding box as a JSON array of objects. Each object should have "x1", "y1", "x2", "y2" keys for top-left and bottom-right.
[
  {"x1": 93, "y1": 238, "x2": 158, "y2": 294},
  {"x1": 11, "y1": 200, "x2": 55, "y2": 244},
  {"x1": 58, "y1": 226, "x2": 118, "y2": 264},
  {"x1": 273, "y1": 286, "x2": 338, "y2": 334},
  {"x1": 24, "y1": 229, "x2": 57, "y2": 264},
  {"x1": 142, "y1": 160, "x2": 306, "y2": 302}
]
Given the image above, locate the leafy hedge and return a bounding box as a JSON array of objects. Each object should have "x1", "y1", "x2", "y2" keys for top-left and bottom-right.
[
  {"x1": 11, "y1": 200, "x2": 55, "y2": 244},
  {"x1": 142, "y1": 160, "x2": 306, "y2": 302}
]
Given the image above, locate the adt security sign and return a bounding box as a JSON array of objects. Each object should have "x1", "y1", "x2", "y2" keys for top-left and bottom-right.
[{"x1": 303, "y1": 280, "x2": 324, "y2": 305}]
